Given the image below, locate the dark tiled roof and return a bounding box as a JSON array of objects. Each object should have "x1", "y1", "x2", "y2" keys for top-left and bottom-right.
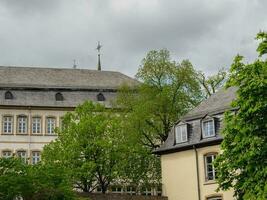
[
  {"x1": 0, "y1": 66, "x2": 138, "y2": 108},
  {"x1": 0, "y1": 66, "x2": 138, "y2": 90},
  {"x1": 183, "y1": 86, "x2": 237, "y2": 120},
  {"x1": 154, "y1": 87, "x2": 237, "y2": 155}
]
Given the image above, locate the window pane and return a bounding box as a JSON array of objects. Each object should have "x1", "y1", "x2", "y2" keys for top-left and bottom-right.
[
  {"x1": 17, "y1": 151, "x2": 27, "y2": 163},
  {"x1": 18, "y1": 116, "x2": 27, "y2": 134},
  {"x1": 3, "y1": 116, "x2": 13, "y2": 134},
  {"x1": 2, "y1": 151, "x2": 12, "y2": 158},
  {"x1": 175, "y1": 125, "x2": 187, "y2": 143},
  {"x1": 203, "y1": 120, "x2": 215, "y2": 137},
  {"x1": 32, "y1": 151, "x2": 41, "y2": 164},
  {"x1": 32, "y1": 117, "x2": 41, "y2": 134},
  {"x1": 47, "y1": 117, "x2": 56, "y2": 134},
  {"x1": 205, "y1": 154, "x2": 217, "y2": 181}
]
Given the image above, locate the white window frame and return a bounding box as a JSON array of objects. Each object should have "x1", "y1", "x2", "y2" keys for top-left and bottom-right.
[
  {"x1": 204, "y1": 154, "x2": 217, "y2": 181},
  {"x1": 202, "y1": 119, "x2": 215, "y2": 138},
  {"x1": 110, "y1": 185, "x2": 123, "y2": 194},
  {"x1": 32, "y1": 117, "x2": 42, "y2": 134},
  {"x1": 141, "y1": 187, "x2": 152, "y2": 196},
  {"x1": 17, "y1": 116, "x2": 28, "y2": 134},
  {"x1": 46, "y1": 117, "x2": 56, "y2": 135},
  {"x1": 126, "y1": 186, "x2": 136, "y2": 195},
  {"x1": 32, "y1": 151, "x2": 41, "y2": 164},
  {"x1": 175, "y1": 124, "x2": 188, "y2": 143},
  {"x1": 2, "y1": 150, "x2": 12, "y2": 158},
  {"x1": 17, "y1": 150, "x2": 27, "y2": 163},
  {"x1": 3, "y1": 116, "x2": 13, "y2": 134}
]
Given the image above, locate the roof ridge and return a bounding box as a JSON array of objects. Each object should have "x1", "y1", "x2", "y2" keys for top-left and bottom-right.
[{"x1": 0, "y1": 65, "x2": 121, "y2": 73}]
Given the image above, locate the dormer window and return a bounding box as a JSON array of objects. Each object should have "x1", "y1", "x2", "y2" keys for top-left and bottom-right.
[
  {"x1": 55, "y1": 92, "x2": 64, "y2": 101},
  {"x1": 5, "y1": 91, "x2": 13, "y2": 100},
  {"x1": 97, "y1": 93, "x2": 105, "y2": 101},
  {"x1": 202, "y1": 119, "x2": 215, "y2": 138},
  {"x1": 175, "y1": 124, "x2": 188, "y2": 143}
]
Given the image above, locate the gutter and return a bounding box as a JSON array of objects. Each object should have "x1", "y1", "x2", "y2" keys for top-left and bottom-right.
[
  {"x1": 193, "y1": 145, "x2": 201, "y2": 200},
  {"x1": 153, "y1": 139, "x2": 223, "y2": 155}
]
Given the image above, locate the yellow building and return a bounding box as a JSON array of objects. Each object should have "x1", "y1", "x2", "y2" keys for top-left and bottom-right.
[
  {"x1": 0, "y1": 66, "x2": 137, "y2": 163},
  {"x1": 154, "y1": 87, "x2": 237, "y2": 200}
]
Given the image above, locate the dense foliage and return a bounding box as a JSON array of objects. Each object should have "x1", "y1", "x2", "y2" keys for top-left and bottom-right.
[
  {"x1": 0, "y1": 158, "x2": 75, "y2": 200},
  {"x1": 116, "y1": 49, "x2": 227, "y2": 189},
  {"x1": 117, "y1": 49, "x2": 203, "y2": 149},
  {"x1": 215, "y1": 32, "x2": 267, "y2": 199},
  {"x1": 42, "y1": 101, "x2": 127, "y2": 193}
]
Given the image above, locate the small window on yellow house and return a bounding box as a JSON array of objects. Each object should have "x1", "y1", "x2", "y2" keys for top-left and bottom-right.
[
  {"x1": 204, "y1": 153, "x2": 217, "y2": 181},
  {"x1": 175, "y1": 124, "x2": 188, "y2": 143}
]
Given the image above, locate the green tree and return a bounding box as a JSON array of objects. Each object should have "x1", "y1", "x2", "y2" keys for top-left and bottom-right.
[
  {"x1": 118, "y1": 128, "x2": 161, "y2": 191},
  {"x1": 117, "y1": 49, "x2": 202, "y2": 149},
  {"x1": 115, "y1": 49, "x2": 203, "y2": 190},
  {"x1": 0, "y1": 158, "x2": 75, "y2": 200},
  {"x1": 0, "y1": 158, "x2": 33, "y2": 200},
  {"x1": 197, "y1": 68, "x2": 228, "y2": 98},
  {"x1": 42, "y1": 101, "x2": 125, "y2": 194},
  {"x1": 215, "y1": 32, "x2": 267, "y2": 200},
  {"x1": 30, "y1": 163, "x2": 75, "y2": 200}
]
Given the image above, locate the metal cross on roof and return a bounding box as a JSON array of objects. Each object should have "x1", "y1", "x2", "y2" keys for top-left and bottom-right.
[
  {"x1": 96, "y1": 41, "x2": 102, "y2": 71},
  {"x1": 96, "y1": 41, "x2": 102, "y2": 53}
]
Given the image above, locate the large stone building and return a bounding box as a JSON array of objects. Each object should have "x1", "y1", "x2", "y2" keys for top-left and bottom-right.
[
  {"x1": 154, "y1": 87, "x2": 237, "y2": 200},
  {"x1": 0, "y1": 66, "x2": 138, "y2": 164}
]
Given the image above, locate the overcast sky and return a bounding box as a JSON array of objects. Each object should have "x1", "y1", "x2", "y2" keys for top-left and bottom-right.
[{"x1": 0, "y1": 0, "x2": 266, "y2": 77}]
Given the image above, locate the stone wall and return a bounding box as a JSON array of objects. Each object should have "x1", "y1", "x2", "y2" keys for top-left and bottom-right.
[{"x1": 78, "y1": 193, "x2": 168, "y2": 200}]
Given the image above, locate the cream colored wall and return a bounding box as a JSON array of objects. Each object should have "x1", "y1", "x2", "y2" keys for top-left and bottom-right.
[
  {"x1": 0, "y1": 108, "x2": 69, "y2": 158},
  {"x1": 161, "y1": 150, "x2": 198, "y2": 200},
  {"x1": 161, "y1": 145, "x2": 234, "y2": 200}
]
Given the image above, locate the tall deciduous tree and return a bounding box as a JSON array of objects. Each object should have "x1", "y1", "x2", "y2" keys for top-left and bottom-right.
[
  {"x1": 215, "y1": 32, "x2": 267, "y2": 200},
  {"x1": 117, "y1": 49, "x2": 202, "y2": 149},
  {"x1": 42, "y1": 101, "x2": 125, "y2": 194},
  {"x1": 197, "y1": 68, "x2": 228, "y2": 98}
]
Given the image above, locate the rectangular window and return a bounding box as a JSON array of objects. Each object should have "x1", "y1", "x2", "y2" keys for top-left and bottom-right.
[
  {"x1": 2, "y1": 151, "x2": 12, "y2": 158},
  {"x1": 205, "y1": 154, "x2": 217, "y2": 181},
  {"x1": 47, "y1": 117, "x2": 56, "y2": 134},
  {"x1": 32, "y1": 151, "x2": 41, "y2": 164},
  {"x1": 202, "y1": 120, "x2": 215, "y2": 138},
  {"x1": 111, "y1": 186, "x2": 123, "y2": 193},
  {"x1": 175, "y1": 124, "x2": 188, "y2": 143},
  {"x1": 18, "y1": 116, "x2": 28, "y2": 134},
  {"x1": 32, "y1": 117, "x2": 41, "y2": 134},
  {"x1": 126, "y1": 186, "x2": 136, "y2": 195},
  {"x1": 17, "y1": 151, "x2": 27, "y2": 163},
  {"x1": 3, "y1": 116, "x2": 13, "y2": 134},
  {"x1": 141, "y1": 188, "x2": 152, "y2": 196}
]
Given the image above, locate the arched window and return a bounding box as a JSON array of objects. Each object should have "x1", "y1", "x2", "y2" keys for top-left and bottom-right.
[
  {"x1": 5, "y1": 91, "x2": 13, "y2": 100},
  {"x1": 97, "y1": 93, "x2": 105, "y2": 101},
  {"x1": 55, "y1": 92, "x2": 64, "y2": 101}
]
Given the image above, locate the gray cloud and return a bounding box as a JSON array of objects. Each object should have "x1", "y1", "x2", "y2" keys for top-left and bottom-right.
[{"x1": 0, "y1": 0, "x2": 266, "y2": 77}]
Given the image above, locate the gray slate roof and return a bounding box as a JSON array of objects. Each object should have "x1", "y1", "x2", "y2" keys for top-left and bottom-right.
[
  {"x1": 0, "y1": 66, "x2": 138, "y2": 90},
  {"x1": 0, "y1": 66, "x2": 138, "y2": 108},
  {"x1": 183, "y1": 86, "x2": 238, "y2": 120},
  {"x1": 154, "y1": 87, "x2": 237, "y2": 155}
]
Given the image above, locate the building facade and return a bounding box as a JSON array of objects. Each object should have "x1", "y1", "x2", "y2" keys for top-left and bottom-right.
[
  {"x1": 154, "y1": 87, "x2": 237, "y2": 200},
  {"x1": 0, "y1": 66, "x2": 138, "y2": 163}
]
